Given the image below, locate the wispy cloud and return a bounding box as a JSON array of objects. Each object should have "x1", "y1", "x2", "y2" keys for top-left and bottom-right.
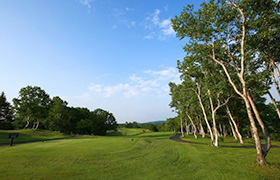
[
  {"x1": 142, "y1": 9, "x2": 175, "y2": 40},
  {"x1": 111, "y1": 8, "x2": 136, "y2": 29},
  {"x1": 88, "y1": 67, "x2": 180, "y2": 98},
  {"x1": 79, "y1": 0, "x2": 95, "y2": 11}
]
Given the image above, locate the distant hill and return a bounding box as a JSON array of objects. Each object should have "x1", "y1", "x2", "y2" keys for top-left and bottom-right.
[{"x1": 140, "y1": 120, "x2": 166, "y2": 124}]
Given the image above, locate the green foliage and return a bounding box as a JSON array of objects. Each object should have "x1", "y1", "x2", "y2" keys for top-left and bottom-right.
[
  {"x1": 169, "y1": 0, "x2": 280, "y2": 145},
  {"x1": 0, "y1": 92, "x2": 14, "y2": 130},
  {"x1": 2, "y1": 85, "x2": 117, "y2": 136},
  {"x1": 165, "y1": 117, "x2": 179, "y2": 132},
  {"x1": 13, "y1": 86, "x2": 51, "y2": 129}
]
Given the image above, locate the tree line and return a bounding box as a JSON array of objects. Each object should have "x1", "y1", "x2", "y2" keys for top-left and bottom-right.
[
  {"x1": 168, "y1": 0, "x2": 280, "y2": 165},
  {"x1": 0, "y1": 86, "x2": 117, "y2": 135},
  {"x1": 118, "y1": 121, "x2": 165, "y2": 132}
]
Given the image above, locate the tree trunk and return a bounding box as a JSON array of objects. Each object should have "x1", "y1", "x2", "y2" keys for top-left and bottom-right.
[
  {"x1": 180, "y1": 114, "x2": 184, "y2": 137},
  {"x1": 244, "y1": 97, "x2": 266, "y2": 165},
  {"x1": 226, "y1": 106, "x2": 244, "y2": 144},
  {"x1": 208, "y1": 90, "x2": 219, "y2": 147},
  {"x1": 219, "y1": 123, "x2": 223, "y2": 137},
  {"x1": 185, "y1": 120, "x2": 189, "y2": 135},
  {"x1": 267, "y1": 91, "x2": 280, "y2": 119},
  {"x1": 223, "y1": 123, "x2": 227, "y2": 137},
  {"x1": 196, "y1": 84, "x2": 214, "y2": 143},
  {"x1": 24, "y1": 116, "x2": 30, "y2": 129},
  {"x1": 273, "y1": 61, "x2": 280, "y2": 85},
  {"x1": 248, "y1": 94, "x2": 271, "y2": 159},
  {"x1": 34, "y1": 121, "x2": 40, "y2": 130},
  {"x1": 229, "y1": 120, "x2": 238, "y2": 140},
  {"x1": 199, "y1": 121, "x2": 205, "y2": 138},
  {"x1": 187, "y1": 114, "x2": 197, "y2": 139},
  {"x1": 180, "y1": 117, "x2": 185, "y2": 137},
  {"x1": 209, "y1": 3, "x2": 269, "y2": 164},
  {"x1": 270, "y1": 70, "x2": 280, "y2": 98}
]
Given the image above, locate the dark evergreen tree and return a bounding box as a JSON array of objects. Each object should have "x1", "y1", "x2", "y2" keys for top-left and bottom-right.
[{"x1": 0, "y1": 92, "x2": 14, "y2": 129}]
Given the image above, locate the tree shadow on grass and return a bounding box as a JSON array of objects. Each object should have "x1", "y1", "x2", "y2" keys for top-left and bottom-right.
[{"x1": 170, "y1": 135, "x2": 280, "y2": 149}]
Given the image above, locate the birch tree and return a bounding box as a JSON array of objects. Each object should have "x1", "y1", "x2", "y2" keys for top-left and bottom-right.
[{"x1": 172, "y1": 0, "x2": 272, "y2": 165}]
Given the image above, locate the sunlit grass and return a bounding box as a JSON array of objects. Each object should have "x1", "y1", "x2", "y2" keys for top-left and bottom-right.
[{"x1": 0, "y1": 129, "x2": 279, "y2": 180}]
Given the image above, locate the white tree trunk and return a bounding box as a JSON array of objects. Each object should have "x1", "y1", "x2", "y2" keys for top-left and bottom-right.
[
  {"x1": 35, "y1": 121, "x2": 40, "y2": 130},
  {"x1": 24, "y1": 116, "x2": 30, "y2": 129},
  {"x1": 229, "y1": 120, "x2": 238, "y2": 140},
  {"x1": 248, "y1": 94, "x2": 271, "y2": 158},
  {"x1": 223, "y1": 123, "x2": 227, "y2": 137},
  {"x1": 219, "y1": 123, "x2": 223, "y2": 137},
  {"x1": 180, "y1": 113, "x2": 184, "y2": 137},
  {"x1": 267, "y1": 91, "x2": 280, "y2": 119},
  {"x1": 187, "y1": 114, "x2": 197, "y2": 139},
  {"x1": 196, "y1": 84, "x2": 214, "y2": 143},
  {"x1": 269, "y1": 63, "x2": 280, "y2": 98},
  {"x1": 199, "y1": 121, "x2": 205, "y2": 138},
  {"x1": 208, "y1": 90, "x2": 219, "y2": 147},
  {"x1": 226, "y1": 106, "x2": 244, "y2": 144}
]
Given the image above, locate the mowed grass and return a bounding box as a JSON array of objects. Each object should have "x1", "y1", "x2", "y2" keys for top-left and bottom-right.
[
  {"x1": 0, "y1": 129, "x2": 280, "y2": 180},
  {"x1": 182, "y1": 134, "x2": 280, "y2": 147},
  {"x1": 0, "y1": 129, "x2": 69, "y2": 145}
]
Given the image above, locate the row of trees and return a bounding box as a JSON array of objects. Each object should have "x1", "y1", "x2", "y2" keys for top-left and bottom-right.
[
  {"x1": 169, "y1": 0, "x2": 280, "y2": 165},
  {"x1": 0, "y1": 86, "x2": 117, "y2": 135},
  {"x1": 119, "y1": 121, "x2": 166, "y2": 132}
]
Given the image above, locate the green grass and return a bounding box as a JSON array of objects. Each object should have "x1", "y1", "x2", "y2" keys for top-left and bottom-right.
[
  {"x1": 182, "y1": 134, "x2": 280, "y2": 147},
  {"x1": 0, "y1": 129, "x2": 69, "y2": 145},
  {"x1": 0, "y1": 130, "x2": 280, "y2": 180}
]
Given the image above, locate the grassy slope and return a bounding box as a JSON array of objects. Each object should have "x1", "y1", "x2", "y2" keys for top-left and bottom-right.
[
  {"x1": 182, "y1": 134, "x2": 280, "y2": 146},
  {"x1": 0, "y1": 129, "x2": 69, "y2": 145},
  {"x1": 0, "y1": 129, "x2": 279, "y2": 180}
]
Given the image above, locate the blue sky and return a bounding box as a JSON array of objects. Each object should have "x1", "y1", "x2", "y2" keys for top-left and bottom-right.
[
  {"x1": 0, "y1": 0, "x2": 278, "y2": 123},
  {"x1": 0, "y1": 0, "x2": 205, "y2": 123}
]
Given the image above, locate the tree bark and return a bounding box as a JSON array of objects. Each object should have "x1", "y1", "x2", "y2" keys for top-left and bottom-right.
[
  {"x1": 244, "y1": 96, "x2": 266, "y2": 164},
  {"x1": 267, "y1": 91, "x2": 280, "y2": 119},
  {"x1": 269, "y1": 60, "x2": 280, "y2": 98},
  {"x1": 273, "y1": 60, "x2": 280, "y2": 85},
  {"x1": 223, "y1": 123, "x2": 227, "y2": 137},
  {"x1": 199, "y1": 121, "x2": 205, "y2": 138},
  {"x1": 226, "y1": 106, "x2": 244, "y2": 144},
  {"x1": 248, "y1": 94, "x2": 271, "y2": 159},
  {"x1": 229, "y1": 120, "x2": 238, "y2": 140},
  {"x1": 195, "y1": 83, "x2": 214, "y2": 143},
  {"x1": 187, "y1": 114, "x2": 197, "y2": 138},
  {"x1": 185, "y1": 120, "x2": 189, "y2": 135},
  {"x1": 180, "y1": 111, "x2": 184, "y2": 137},
  {"x1": 219, "y1": 123, "x2": 223, "y2": 137},
  {"x1": 208, "y1": 90, "x2": 219, "y2": 147},
  {"x1": 34, "y1": 121, "x2": 40, "y2": 130},
  {"x1": 24, "y1": 116, "x2": 30, "y2": 129}
]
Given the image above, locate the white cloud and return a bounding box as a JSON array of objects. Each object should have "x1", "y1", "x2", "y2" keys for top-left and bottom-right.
[
  {"x1": 88, "y1": 67, "x2": 180, "y2": 99},
  {"x1": 143, "y1": 9, "x2": 175, "y2": 40},
  {"x1": 162, "y1": 25, "x2": 176, "y2": 36},
  {"x1": 143, "y1": 33, "x2": 155, "y2": 39},
  {"x1": 111, "y1": 8, "x2": 136, "y2": 29},
  {"x1": 160, "y1": 19, "x2": 171, "y2": 28},
  {"x1": 151, "y1": 9, "x2": 161, "y2": 25},
  {"x1": 79, "y1": 0, "x2": 94, "y2": 10},
  {"x1": 144, "y1": 67, "x2": 179, "y2": 80}
]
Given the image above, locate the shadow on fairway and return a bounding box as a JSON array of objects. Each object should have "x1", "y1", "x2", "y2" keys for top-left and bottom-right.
[{"x1": 170, "y1": 135, "x2": 280, "y2": 149}]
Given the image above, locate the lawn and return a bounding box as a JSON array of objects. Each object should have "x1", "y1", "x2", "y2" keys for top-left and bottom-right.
[
  {"x1": 0, "y1": 129, "x2": 280, "y2": 180},
  {"x1": 0, "y1": 129, "x2": 69, "y2": 145}
]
